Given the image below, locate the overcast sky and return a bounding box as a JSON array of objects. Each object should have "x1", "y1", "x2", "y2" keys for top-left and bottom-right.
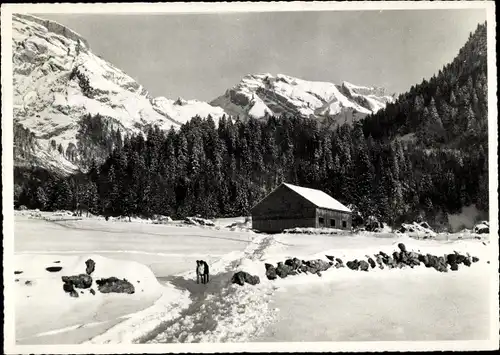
[{"x1": 38, "y1": 9, "x2": 486, "y2": 102}]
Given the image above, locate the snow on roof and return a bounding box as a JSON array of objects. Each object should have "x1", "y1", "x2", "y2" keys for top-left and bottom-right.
[{"x1": 283, "y1": 183, "x2": 351, "y2": 213}]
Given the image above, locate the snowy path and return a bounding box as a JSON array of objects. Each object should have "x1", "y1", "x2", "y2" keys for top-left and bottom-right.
[{"x1": 138, "y1": 235, "x2": 277, "y2": 343}]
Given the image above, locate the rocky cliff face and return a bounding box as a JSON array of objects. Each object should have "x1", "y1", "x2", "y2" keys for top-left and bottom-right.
[
  {"x1": 210, "y1": 73, "x2": 395, "y2": 125},
  {"x1": 12, "y1": 14, "x2": 228, "y2": 174}
]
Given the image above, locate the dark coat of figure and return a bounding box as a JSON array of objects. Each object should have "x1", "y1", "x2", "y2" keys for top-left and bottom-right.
[{"x1": 196, "y1": 260, "x2": 210, "y2": 284}]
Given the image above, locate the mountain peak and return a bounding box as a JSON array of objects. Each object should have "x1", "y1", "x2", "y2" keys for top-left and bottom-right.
[
  {"x1": 210, "y1": 73, "x2": 395, "y2": 123},
  {"x1": 14, "y1": 13, "x2": 90, "y2": 50}
]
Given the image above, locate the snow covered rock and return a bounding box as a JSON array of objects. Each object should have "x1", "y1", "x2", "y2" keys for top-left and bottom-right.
[
  {"x1": 399, "y1": 221, "x2": 437, "y2": 238},
  {"x1": 275, "y1": 262, "x2": 293, "y2": 278},
  {"x1": 346, "y1": 260, "x2": 360, "y2": 271},
  {"x1": 152, "y1": 215, "x2": 173, "y2": 224},
  {"x1": 184, "y1": 216, "x2": 216, "y2": 227},
  {"x1": 210, "y1": 74, "x2": 395, "y2": 125},
  {"x1": 283, "y1": 227, "x2": 348, "y2": 235},
  {"x1": 473, "y1": 221, "x2": 489, "y2": 234},
  {"x1": 264, "y1": 263, "x2": 278, "y2": 280},
  {"x1": 96, "y1": 277, "x2": 135, "y2": 294},
  {"x1": 285, "y1": 257, "x2": 303, "y2": 271},
  {"x1": 62, "y1": 274, "x2": 93, "y2": 290},
  {"x1": 231, "y1": 271, "x2": 260, "y2": 286},
  {"x1": 358, "y1": 260, "x2": 370, "y2": 272}
]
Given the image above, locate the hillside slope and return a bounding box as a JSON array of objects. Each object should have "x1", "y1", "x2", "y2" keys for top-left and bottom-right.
[{"x1": 362, "y1": 22, "x2": 488, "y2": 151}]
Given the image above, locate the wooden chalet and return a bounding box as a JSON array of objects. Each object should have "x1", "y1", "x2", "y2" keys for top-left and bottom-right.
[{"x1": 251, "y1": 183, "x2": 352, "y2": 233}]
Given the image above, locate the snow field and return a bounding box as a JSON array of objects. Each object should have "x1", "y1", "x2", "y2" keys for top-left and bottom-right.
[
  {"x1": 13, "y1": 214, "x2": 256, "y2": 344},
  {"x1": 14, "y1": 253, "x2": 166, "y2": 344},
  {"x1": 249, "y1": 232, "x2": 494, "y2": 342},
  {"x1": 12, "y1": 213, "x2": 496, "y2": 344}
]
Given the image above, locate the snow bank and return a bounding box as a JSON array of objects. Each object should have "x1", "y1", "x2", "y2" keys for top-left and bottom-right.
[
  {"x1": 184, "y1": 216, "x2": 215, "y2": 227},
  {"x1": 283, "y1": 227, "x2": 351, "y2": 235},
  {"x1": 14, "y1": 253, "x2": 171, "y2": 344}
]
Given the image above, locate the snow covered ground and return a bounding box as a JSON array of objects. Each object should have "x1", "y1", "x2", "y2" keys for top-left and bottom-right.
[
  {"x1": 10, "y1": 212, "x2": 498, "y2": 349},
  {"x1": 252, "y1": 233, "x2": 494, "y2": 342}
]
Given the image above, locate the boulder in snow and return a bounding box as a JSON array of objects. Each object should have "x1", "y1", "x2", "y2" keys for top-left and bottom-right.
[
  {"x1": 265, "y1": 263, "x2": 277, "y2": 280},
  {"x1": 231, "y1": 271, "x2": 260, "y2": 286},
  {"x1": 85, "y1": 258, "x2": 95, "y2": 275},
  {"x1": 473, "y1": 221, "x2": 489, "y2": 234},
  {"x1": 62, "y1": 274, "x2": 92, "y2": 289},
  {"x1": 346, "y1": 260, "x2": 360, "y2": 271},
  {"x1": 285, "y1": 257, "x2": 302, "y2": 271},
  {"x1": 275, "y1": 262, "x2": 290, "y2": 278},
  {"x1": 96, "y1": 277, "x2": 135, "y2": 294},
  {"x1": 359, "y1": 260, "x2": 370, "y2": 272}
]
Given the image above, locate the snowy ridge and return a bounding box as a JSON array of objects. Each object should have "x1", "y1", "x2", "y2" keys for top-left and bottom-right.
[
  {"x1": 12, "y1": 14, "x2": 230, "y2": 173},
  {"x1": 151, "y1": 97, "x2": 228, "y2": 126},
  {"x1": 210, "y1": 73, "x2": 395, "y2": 124}
]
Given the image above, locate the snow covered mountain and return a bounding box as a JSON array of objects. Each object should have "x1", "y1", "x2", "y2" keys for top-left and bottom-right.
[
  {"x1": 12, "y1": 14, "x2": 394, "y2": 175},
  {"x1": 210, "y1": 73, "x2": 395, "y2": 125},
  {"x1": 12, "y1": 14, "x2": 228, "y2": 174}
]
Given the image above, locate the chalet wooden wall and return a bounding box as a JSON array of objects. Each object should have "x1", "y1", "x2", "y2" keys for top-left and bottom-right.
[
  {"x1": 252, "y1": 217, "x2": 316, "y2": 233},
  {"x1": 315, "y1": 208, "x2": 352, "y2": 230}
]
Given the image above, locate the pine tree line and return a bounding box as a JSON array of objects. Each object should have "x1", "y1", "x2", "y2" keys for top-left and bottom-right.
[
  {"x1": 363, "y1": 23, "x2": 487, "y2": 151},
  {"x1": 16, "y1": 113, "x2": 488, "y2": 227}
]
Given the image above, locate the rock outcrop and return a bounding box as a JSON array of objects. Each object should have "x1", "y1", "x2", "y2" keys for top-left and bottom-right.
[{"x1": 85, "y1": 258, "x2": 95, "y2": 275}]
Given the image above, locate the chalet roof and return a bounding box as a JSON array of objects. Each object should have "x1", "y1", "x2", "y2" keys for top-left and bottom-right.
[{"x1": 283, "y1": 183, "x2": 351, "y2": 213}]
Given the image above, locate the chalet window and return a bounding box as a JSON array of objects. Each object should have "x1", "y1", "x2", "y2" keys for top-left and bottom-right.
[
  {"x1": 319, "y1": 217, "x2": 324, "y2": 225},
  {"x1": 330, "y1": 219, "x2": 336, "y2": 227},
  {"x1": 342, "y1": 220, "x2": 347, "y2": 228}
]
